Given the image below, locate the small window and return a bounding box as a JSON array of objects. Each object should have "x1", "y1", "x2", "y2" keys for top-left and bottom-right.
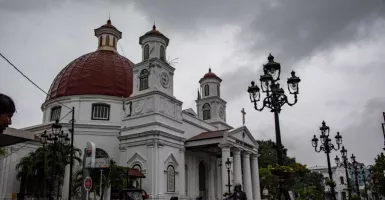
[
  {"x1": 340, "y1": 176, "x2": 344, "y2": 184},
  {"x1": 160, "y1": 46, "x2": 165, "y2": 60},
  {"x1": 113, "y1": 37, "x2": 117, "y2": 48},
  {"x1": 50, "y1": 106, "x2": 61, "y2": 121},
  {"x1": 202, "y1": 103, "x2": 211, "y2": 120},
  {"x1": 92, "y1": 103, "x2": 110, "y2": 120},
  {"x1": 217, "y1": 85, "x2": 220, "y2": 97},
  {"x1": 139, "y1": 69, "x2": 150, "y2": 91},
  {"x1": 99, "y1": 36, "x2": 103, "y2": 47},
  {"x1": 204, "y1": 84, "x2": 209, "y2": 96},
  {"x1": 167, "y1": 165, "x2": 175, "y2": 192},
  {"x1": 144, "y1": 44, "x2": 149, "y2": 60},
  {"x1": 106, "y1": 35, "x2": 110, "y2": 46}
]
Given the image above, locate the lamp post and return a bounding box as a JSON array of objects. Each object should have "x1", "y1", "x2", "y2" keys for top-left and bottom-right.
[
  {"x1": 225, "y1": 158, "x2": 232, "y2": 194},
  {"x1": 382, "y1": 112, "x2": 385, "y2": 151},
  {"x1": 350, "y1": 154, "x2": 361, "y2": 197},
  {"x1": 311, "y1": 121, "x2": 342, "y2": 200},
  {"x1": 41, "y1": 119, "x2": 70, "y2": 200},
  {"x1": 335, "y1": 146, "x2": 352, "y2": 200},
  {"x1": 247, "y1": 54, "x2": 301, "y2": 166}
]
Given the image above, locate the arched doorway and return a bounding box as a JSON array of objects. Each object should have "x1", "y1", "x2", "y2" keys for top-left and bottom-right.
[{"x1": 199, "y1": 161, "x2": 207, "y2": 199}]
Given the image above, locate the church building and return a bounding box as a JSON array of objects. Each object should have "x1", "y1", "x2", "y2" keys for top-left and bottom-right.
[{"x1": 0, "y1": 19, "x2": 261, "y2": 200}]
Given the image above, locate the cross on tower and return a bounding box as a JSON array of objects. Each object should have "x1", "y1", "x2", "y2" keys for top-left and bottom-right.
[{"x1": 241, "y1": 108, "x2": 246, "y2": 126}]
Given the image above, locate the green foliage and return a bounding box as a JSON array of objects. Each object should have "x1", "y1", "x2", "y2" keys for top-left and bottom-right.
[
  {"x1": 16, "y1": 143, "x2": 82, "y2": 198},
  {"x1": 257, "y1": 140, "x2": 325, "y2": 199},
  {"x1": 368, "y1": 153, "x2": 385, "y2": 196},
  {"x1": 351, "y1": 195, "x2": 361, "y2": 200},
  {"x1": 0, "y1": 148, "x2": 7, "y2": 156}
]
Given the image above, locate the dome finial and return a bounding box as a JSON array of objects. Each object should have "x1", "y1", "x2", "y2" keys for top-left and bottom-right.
[
  {"x1": 153, "y1": 21, "x2": 156, "y2": 30},
  {"x1": 209, "y1": 67, "x2": 211, "y2": 72}
]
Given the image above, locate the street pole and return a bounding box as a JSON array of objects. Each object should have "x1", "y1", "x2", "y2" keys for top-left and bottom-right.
[
  {"x1": 354, "y1": 167, "x2": 360, "y2": 196},
  {"x1": 274, "y1": 110, "x2": 283, "y2": 165},
  {"x1": 68, "y1": 107, "x2": 75, "y2": 200},
  {"x1": 100, "y1": 169, "x2": 103, "y2": 199},
  {"x1": 227, "y1": 168, "x2": 231, "y2": 194},
  {"x1": 325, "y1": 145, "x2": 336, "y2": 200},
  {"x1": 343, "y1": 158, "x2": 352, "y2": 200}
]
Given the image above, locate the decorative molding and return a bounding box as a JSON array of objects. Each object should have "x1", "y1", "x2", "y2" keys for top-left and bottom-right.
[
  {"x1": 121, "y1": 121, "x2": 184, "y2": 134},
  {"x1": 127, "y1": 152, "x2": 147, "y2": 167},
  {"x1": 164, "y1": 153, "x2": 179, "y2": 167},
  {"x1": 133, "y1": 100, "x2": 144, "y2": 114}
]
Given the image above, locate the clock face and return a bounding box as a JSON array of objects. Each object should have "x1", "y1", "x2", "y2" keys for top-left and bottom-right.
[
  {"x1": 219, "y1": 107, "x2": 224, "y2": 119},
  {"x1": 160, "y1": 72, "x2": 169, "y2": 88}
]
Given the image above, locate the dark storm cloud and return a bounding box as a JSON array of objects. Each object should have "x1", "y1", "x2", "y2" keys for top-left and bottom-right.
[{"x1": 0, "y1": 0, "x2": 66, "y2": 12}]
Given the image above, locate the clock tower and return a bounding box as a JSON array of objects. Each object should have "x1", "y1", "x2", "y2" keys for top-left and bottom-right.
[
  {"x1": 132, "y1": 24, "x2": 174, "y2": 97},
  {"x1": 196, "y1": 68, "x2": 231, "y2": 130}
]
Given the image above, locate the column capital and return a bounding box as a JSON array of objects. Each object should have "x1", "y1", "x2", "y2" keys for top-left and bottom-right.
[
  {"x1": 232, "y1": 148, "x2": 241, "y2": 154},
  {"x1": 250, "y1": 154, "x2": 260, "y2": 159},
  {"x1": 242, "y1": 151, "x2": 251, "y2": 156},
  {"x1": 219, "y1": 143, "x2": 232, "y2": 149}
]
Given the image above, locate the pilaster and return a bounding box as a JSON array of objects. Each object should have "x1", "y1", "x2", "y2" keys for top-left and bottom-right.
[{"x1": 233, "y1": 148, "x2": 242, "y2": 185}]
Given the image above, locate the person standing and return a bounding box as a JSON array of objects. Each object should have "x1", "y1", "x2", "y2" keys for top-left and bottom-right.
[
  {"x1": 224, "y1": 183, "x2": 247, "y2": 200},
  {"x1": 0, "y1": 93, "x2": 16, "y2": 134}
]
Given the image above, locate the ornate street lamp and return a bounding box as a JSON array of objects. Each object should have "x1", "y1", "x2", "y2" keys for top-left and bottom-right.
[
  {"x1": 350, "y1": 154, "x2": 361, "y2": 197},
  {"x1": 335, "y1": 146, "x2": 352, "y2": 200},
  {"x1": 247, "y1": 54, "x2": 301, "y2": 166},
  {"x1": 41, "y1": 119, "x2": 70, "y2": 200},
  {"x1": 311, "y1": 121, "x2": 342, "y2": 200},
  {"x1": 225, "y1": 158, "x2": 232, "y2": 194},
  {"x1": 248, "y1": 54, "x2": 300, "y2": 199}
]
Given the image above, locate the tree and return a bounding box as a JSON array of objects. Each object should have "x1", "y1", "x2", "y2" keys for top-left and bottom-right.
[
  {"x1": 16, "y1": 143, "x2": 82, "y2": 199},
  {"x1": 257, "y1": 140, "x2": 325, "y2": 199},
  {"x1": 0, "y1": 148, "x2": 7, "y2": 156},
  {"x1": 368, "y1": 153, "x2": 385, "y2": 196}
]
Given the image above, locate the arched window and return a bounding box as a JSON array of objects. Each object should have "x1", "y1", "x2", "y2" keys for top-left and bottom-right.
[
  {"x1": 50, "y1": 106, "x2": 61, "y2": 121},
  {"x1": 202, "y1": 103, "x2": 211, "y2": 120},
  {"x1": 167, "y1": 165, "x2": 175, "y2": 192},
  {"x1": 133, "y1": 164, "x2": 142, "y2": 189},
  {"x1": 204, "y1": 84, "x2": 209, "y2": 96},
  {"x1": 113, "y1": 37, "x2": 117, "y2": 48},
  {"x1": 217, "y1": 85, "x2": 220, "y2": 97},
  {"x1": 340, "y1": 176, "x2": 344, "y2": 184},
  {"x1": 106, "y1": 35, "x2": 110, "y2": 46},
  {"x1": 160, "y1": 46, "x2": 165, "y2": 60},
  {"x1": 144, "y1": 44, "x2": 150, "y2": 60},
  {"x1": 139, "y1": 69, "x2": 150, "y2": 91},
  {"x1": 99, "y1": 36, "x2": 103, "y2": 47}
]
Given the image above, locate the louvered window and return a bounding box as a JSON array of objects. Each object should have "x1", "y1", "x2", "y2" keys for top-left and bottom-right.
[{"x1": 92, "y1": 104, "x2": 110, "y2": 120}]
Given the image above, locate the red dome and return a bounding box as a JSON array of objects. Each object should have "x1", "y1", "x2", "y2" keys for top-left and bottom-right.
[
  {"x1": 139, "y1": 25, "x2": 169, "y2": 45},
  {"x1": 47, "y1": 50, "x2": 133, "y2": 100},
  {"x1": 199, "y1": 68, "x2": 222, "y2": 83}
]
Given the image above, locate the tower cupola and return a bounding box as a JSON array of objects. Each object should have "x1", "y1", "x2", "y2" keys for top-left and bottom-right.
[
  {"x1": 94, "y1": 19, "x2": 122, "y2": 52},
  {"x1": 139, "y1": 24, "x2": 169, "y2": 61}
]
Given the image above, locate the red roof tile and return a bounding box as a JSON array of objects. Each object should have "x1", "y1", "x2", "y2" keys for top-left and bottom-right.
[{"x1": 128, "y1": 168, "x2": 146, "y2": 178}]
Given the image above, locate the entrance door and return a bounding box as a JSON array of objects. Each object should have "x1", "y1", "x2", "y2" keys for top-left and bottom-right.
[{"x1": 199, "y1": 161, "x2": 207, "y2": 199}]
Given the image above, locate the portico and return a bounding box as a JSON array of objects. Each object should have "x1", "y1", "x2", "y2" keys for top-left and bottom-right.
[{"x1": 185, "y1": 127, "x2": 261, "y2": 200}]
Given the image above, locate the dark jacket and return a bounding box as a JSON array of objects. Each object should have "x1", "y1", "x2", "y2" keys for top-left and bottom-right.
[{"x1": 226, "y1": 191, "x2": 247, "y2": 200}]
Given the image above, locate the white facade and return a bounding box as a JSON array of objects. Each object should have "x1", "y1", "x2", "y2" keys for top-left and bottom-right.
[
  {"x1": 309, "y1": 165, "x2": 350, "y2": 200},
  {"x1": 0, "y1": 22, "x2": 261, "y2": 200}
]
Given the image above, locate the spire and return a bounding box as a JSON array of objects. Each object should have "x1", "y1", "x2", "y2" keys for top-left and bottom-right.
[
  {"x1": 197, "y1": 89, "x2": 201, "y2": 100},
  {"x1": 209, "y1": 68, "x2": 211, "y2": 73},
  {"x1": 153, "y1": 21, "x2": 156, "y2": 30}
]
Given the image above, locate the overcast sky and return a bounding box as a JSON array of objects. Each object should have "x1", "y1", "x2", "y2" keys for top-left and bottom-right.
[{"x1": 1, "y1": 0, "x2": 385, "y2": 167}]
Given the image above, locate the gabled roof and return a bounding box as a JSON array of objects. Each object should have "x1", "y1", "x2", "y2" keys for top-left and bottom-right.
[
  {"x1": 1, "y1": 128, "x2": 39, "y2": 147},
  {"x1": 187, "y1": 129, "x2": 231, "y2": 142},
  {"x1": 183, "y1": 108, "x2": 197, "y2": 117}
]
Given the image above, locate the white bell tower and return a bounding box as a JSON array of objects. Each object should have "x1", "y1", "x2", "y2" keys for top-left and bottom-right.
[{"x1": 196, "y1": 68, "x2": 231, "y2": 130}]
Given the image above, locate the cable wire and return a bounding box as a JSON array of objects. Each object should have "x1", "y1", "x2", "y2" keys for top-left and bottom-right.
[{"x1": 0, "y1": 53, "x2": 71, "y2": 110}]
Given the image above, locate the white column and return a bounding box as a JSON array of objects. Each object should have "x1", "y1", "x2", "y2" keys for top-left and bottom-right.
[
  {"x1": 220, "y1": 144, "x2": 231, "y2": 195},
  {"x1": 179, "y1": 148, "x2": 186, "y2": 199},
  {"x1": 242, "y1": 152, "x2": 253, "y2": 200},
  {"x1": 251, "y1": 154, "x2": 261, "y2": 200},
  {"x1": 216, "y1": 158, "x2": 221, "y2": 199},
  {"x1": 233, "y1": 149, "x2": 242, "y2": 185}
]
